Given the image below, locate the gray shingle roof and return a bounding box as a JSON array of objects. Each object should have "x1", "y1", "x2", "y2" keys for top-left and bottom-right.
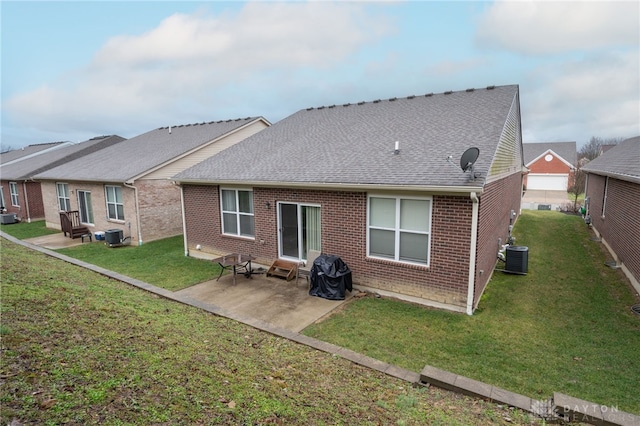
[
  {"x1": 581, "y1": 136, "x2": 640, "y2": 184},
  {"x1": 0, "y1": 142, "x2": 70, "y2": 166},
  {"x1": 175, "y1": 85, "x2": 520, "y2": 189},
  {"x1": 523, "y1": 141, "x2": 576, "y2": 166},
  {"x1": 1, "y1": 136, "x2": 125, "y2": 180},
  {"x1": 35, "y1": 118, "x2": 265, "y2": 182}
]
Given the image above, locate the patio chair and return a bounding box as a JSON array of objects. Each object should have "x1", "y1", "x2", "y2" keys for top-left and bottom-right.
[{"x1": 297, "y1": 250, "x2": 321, "y2": 285}]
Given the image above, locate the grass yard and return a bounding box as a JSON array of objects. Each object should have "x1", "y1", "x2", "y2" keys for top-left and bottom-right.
[
  {"x1": 55, "y1": 235, "x2": 220, "y2": 292},
  {"x1": 0, "y1": 220, "x2": 59, "y2": 240},
  {"x1": 304, "y1": 211, "x2": 640, "y2": 414},
  {"x1": 0, "y1": 239, "x2": 537, "y2": 425}
]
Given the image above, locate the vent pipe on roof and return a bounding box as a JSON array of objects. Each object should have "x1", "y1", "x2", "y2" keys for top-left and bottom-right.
[
  {"x1": 394, "y1": 141, "x2": 400, "y2": 155},
  {"x1": 169, "y1": 126, "x2": 172, "y2": 134}
]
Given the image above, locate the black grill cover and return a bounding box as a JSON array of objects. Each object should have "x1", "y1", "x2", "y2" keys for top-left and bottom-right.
[{"x1": 309, "y1": 254, "x2": 352, "y2": 300}]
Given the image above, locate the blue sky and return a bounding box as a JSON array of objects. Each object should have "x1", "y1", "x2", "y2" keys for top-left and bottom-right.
[{"x1": 2, "y1": 1, "x2": 638, "y2": 150}]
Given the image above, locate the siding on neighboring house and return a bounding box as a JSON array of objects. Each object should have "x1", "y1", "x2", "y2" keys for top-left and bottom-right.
[
  {"x1": 0, "y1": 181, "x2": 45, "y2": 221},
  {"x1": 41, "y1": 181, "x2": 138, "y2": 242},
  {"x1": 586, "y1": 175, "x2": 640, "y2": 287}
]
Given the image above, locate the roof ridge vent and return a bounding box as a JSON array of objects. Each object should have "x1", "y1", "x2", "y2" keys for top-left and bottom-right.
[
  {"x1": 425, "y1": 93, "x2": 433, "y2": 97},
  {"x1": 306, "y1": 107, "x2": 314, "y2": 111},
  {"x1": 444, "y1": 90, "x2": 453, "y2": 95},
  {"x1": 407, "y1": 95, "x2": 415, "y2": 99},
  {"x1": 373, "y1": 99, "x2": 381, "y2": 103},
  {"x1": 328, "y1": 105, "x2": 335, "y2": 108},
  {"x1": 389, "y1": 97, "x2": 397, "y2": 101},
  {"x1": 466, "y1": 88, "x2": 475, "y2": 92},
  {"x1": 357, "y1": 101, "x2": 365, "y2": 105},
  {"x1": 318, "y1": 106, "x2": 325, "y2": 110},
  {"x1": 487, "y1": 85, "x2": 496, "y2": 90},
  {"x1": 343, "y1": 103, "x2": 351, "y2": 107}
]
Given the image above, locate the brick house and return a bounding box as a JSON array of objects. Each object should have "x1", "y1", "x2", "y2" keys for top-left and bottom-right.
[
  {"x1": 522, "y1": 141, "x2": 576, "y2": 191},
  {"x1": 582, "y1": 136, "x2": 640, "y2": 293},
  {"x1": 175, "y1": 85, "x2": 525, "y2": 314},
  {"x1": 0, "y1": 136, "x2": 125, "y2": 222},
  {"x1": 33, "y1": 118, "x2": 270, "y2": 244}
]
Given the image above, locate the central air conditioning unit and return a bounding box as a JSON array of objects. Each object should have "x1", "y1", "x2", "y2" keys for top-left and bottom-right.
[
  {"x1": 105, "y1": 229, "x2": 123, "y2": 245},
  {"x1": 0, "y1": 213, "x2": 17, "y2": 224}
]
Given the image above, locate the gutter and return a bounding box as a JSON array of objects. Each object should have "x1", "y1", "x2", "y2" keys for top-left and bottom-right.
[
  {"x1": 22, "y1": 181, "x2": 31, "y2": 223},
  {"x1": 172, "y1": 179, "x2": 485, "y2": 195},
  {"x1": 466, "y1": 191, "x2": 479, "y2": 315},
  {"x1": 179, "y1": 184, "x2": 189, "y2": 257},
  {"x1": 123, "y1": 182, "x2": 143, "y2": 245}
]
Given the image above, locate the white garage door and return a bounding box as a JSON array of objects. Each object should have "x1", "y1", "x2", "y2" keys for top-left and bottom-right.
[{"x1": 527, "y1": 174, "x2": 568, "y2": 191}]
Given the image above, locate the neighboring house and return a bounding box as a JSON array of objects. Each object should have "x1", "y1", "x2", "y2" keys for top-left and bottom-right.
[
  {"x1": 174, "y1": 85, "x2": 525, "y2": 315},
  {"x1": 0, "y1": 136, "x2": 125, "y2": 222},
  {"x1": 523, "y1": 141, "x2": 576, "y2": 191},
  {"x1": 1, "y1": 141, "x2": 70, "y2": 166},
  {"x1": 34, "y1": 118, "x2": 271, "y2": 244},
  {"x1": 581, "y1": 136, "x2": 640, "y2": 294}
]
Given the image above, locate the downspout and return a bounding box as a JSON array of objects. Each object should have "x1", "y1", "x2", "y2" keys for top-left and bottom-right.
[
  {"x1": 179, "y1": 183, "x2": 189, "y2": 257},
  {"x1": 466, "y1": 191, "x2": 480, "y2": 315},
  {"x1": 123, "y1": 182, "x2": 143, "y2": 246},
  {"x1": 22, "y1": 181, "x2": 31, "y2": 223}
]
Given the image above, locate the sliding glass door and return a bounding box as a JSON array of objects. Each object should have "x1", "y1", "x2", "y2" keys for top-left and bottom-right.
[{"x1": 278, "y1": 202, "x2": 321, "y2": 261}]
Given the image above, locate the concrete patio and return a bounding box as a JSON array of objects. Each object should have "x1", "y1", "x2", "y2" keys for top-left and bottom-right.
[{"x1": 22, "y1": 232, "x2": 355, "y2": 333}]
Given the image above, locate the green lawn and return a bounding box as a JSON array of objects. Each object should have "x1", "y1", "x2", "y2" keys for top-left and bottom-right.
[
  {"x1": 1, "y1": 239, "x2": 535, "y2": 425},
  {"x1": 0, "y1": 220, "x2": 59, "y2": 240},
  {"x1": 2, "y1": 213, "x2": 638, "y2": 416},
  {"x1": 304, "y1": 211, "x2": 640, "y2": 414}
]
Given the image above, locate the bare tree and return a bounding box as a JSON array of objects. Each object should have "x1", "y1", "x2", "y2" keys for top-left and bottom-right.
[
  {"x1": 568, "y1": 167, "x2": 586, "y2": 212},
  {"x1": 579, "y1": 136, "x2": 624, "y2": 161}
]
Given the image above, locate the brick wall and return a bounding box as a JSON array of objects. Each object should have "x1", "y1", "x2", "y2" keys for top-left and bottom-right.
[
  {"x1": 183, "y1": 185, "x2": 479, "y2": 307},
  {"x1": 475, "y1": 172, "x2": 524, "y2": 306},
  {"x1": 0, "y1": 180, "x2": 44, "y2": 222},
  {"x1": 524, "y1": 155, "x2": 574, "y2": 189},
  {"x1": 586, "y1": 174, "x2": 640, "y2": 284},
  {"x1": 41, "y1": 181, "x2": 138, "y2": 243},
  {"x1": 136, "y1": 179, "x2": 183, "y2": 243}
]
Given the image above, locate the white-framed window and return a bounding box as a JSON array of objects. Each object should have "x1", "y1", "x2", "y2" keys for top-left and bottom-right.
[
  {"x1": 105, "y1": 185, "x2": 125, "y2": 221},
  {"x1": 221, "y1": 188, "x2": 254, "y2": 238},
  {"x1": 9, "y1": 182, "x2": 19, "y2": 206},
  {"x1": 77, "y1": 190, "x2": 94, "y2": 224},
  {"x1": 367, "y1": 195, "x2": 432, "y2": 266},
  {"x1": 0, "y1": 186, "x2": 5, "y2": 209},
  {"x1": 57, "y1": 183, "x2": 71, "y2": 211}
]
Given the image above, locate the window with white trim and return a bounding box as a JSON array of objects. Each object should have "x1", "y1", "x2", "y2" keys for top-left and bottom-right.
[
  {"x1": 368, "y1": 195, "x2": 432, "y2": 265},
  {"x1": 9, "y1": 182, "x2": 19, "y2": 206},
  {"x1": 105, "y1": 186, "x2": 125, "y2": 221},
  {"x1": 221, "y1": 189, "x2": 254, "y2": 237},
  {"x1": 0, "y1": 186, "x2": 6, "y2": 209},
  {"x1": 57, "y1": 183, "x2": 71, "y2": 211}
]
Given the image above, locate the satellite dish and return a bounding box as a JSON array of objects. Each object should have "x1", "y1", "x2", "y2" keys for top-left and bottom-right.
[{"x1": 460, "y1": 147, "x2": 480, "y2": 172}]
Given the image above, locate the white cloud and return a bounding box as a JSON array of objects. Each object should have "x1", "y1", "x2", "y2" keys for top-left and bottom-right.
[
  {"x1": 5, "y1": 2, "x2": 392, "y2": 136},
  {"x1": 476, "y1": 1, "x2": 639, "y2": 54},
  {"x1": 521, "y1": 50, "x2": 640, "y2": 144}
]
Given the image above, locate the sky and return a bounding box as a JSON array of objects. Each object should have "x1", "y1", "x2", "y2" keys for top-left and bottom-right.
[{"x1": 1, "y1": 1, "x2": 639, "y2": 151}]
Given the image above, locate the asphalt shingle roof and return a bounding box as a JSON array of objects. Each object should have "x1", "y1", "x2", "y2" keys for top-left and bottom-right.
[
  {"x1": 523, "y1": 141, "x2": 576, "y2": 166},
  {"x1": 175, "y1": 85, "x2": 520, "y2": 189},
  {"x1": 35, "y1": 118, "x2": 265, "y2": 182},
  {"x1": 1, "y1": 136, "x2": 125, "y2": 180},
  {"x1": 0, "y1": 142, "x2": 69, "y2": 166},
  {"x1": 581, "y1": 136, "x2": 640, "y2": 184}
]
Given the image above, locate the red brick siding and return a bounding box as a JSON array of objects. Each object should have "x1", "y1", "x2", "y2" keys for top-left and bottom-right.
[
  {"x1": 524, "y1": 155, "x2": 574, "y2": 188},
  {"x1": 136, "y1": 179, "x2": 183, "y2": 243},
  {"x1": 0, "y1": 180, "x2": 44, "y2": 221},
  {"x1": 586, "y1": 174, "x2": 640, "y2": 284},
  {"x1": 183, "y1": 185, "x2": 476, "y2": 307},
  {"x1": 475, "y1": 173, "x2": 524, "y2": 306}
]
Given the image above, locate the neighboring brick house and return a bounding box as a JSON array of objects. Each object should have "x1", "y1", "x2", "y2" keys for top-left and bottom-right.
[
  {"x1": 34, "y1": 118, "x2": 270, "y2": 244},
  {"x1": 0, "y1": 137, "x2": 125, "y2": 222},
  {"x1": 523, "y1": 141, "x2": 576, "y2": 191},
  {"x1": 174, "y1": 85, "x2": 525, "y2": 315},
  {"x1": 582, "y1": 136, "x2": 640, "y2": 294}
]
